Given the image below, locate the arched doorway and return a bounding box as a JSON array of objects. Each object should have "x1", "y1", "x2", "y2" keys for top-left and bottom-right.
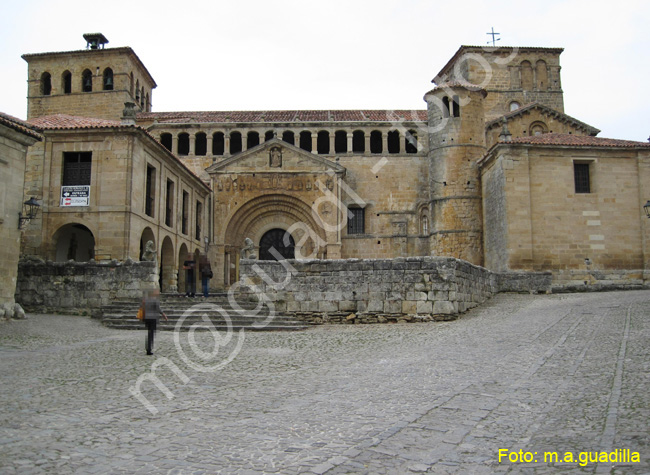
[
  {"x1": 140, "y1": 227, "x2": 155, "y2": 261},
  {"x1": 259, "y1": 228, "x2": 295, "y2": 260},
  {"x1": 160, "y1": 237, "x2": 176, "y2": 292},
  {"x1": 177, "y1": 243, "x2": 188, "y2": 293},
  {"x1": 53, "y1": 223, "x2": 95, "y2": 262}
]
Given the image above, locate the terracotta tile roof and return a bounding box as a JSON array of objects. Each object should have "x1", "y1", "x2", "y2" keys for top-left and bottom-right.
[
  {"x1": 424, "y1": 81, "x2": 487, "y2": 97},
  {"x1": 0, "y1": 112, "x2": 42, "y2": 140},
  {"x1": 506, "y1": 133, "x2": 650, "y2": 148},
  {"x1": 28, "y1": 114, "x2": 126, "y2": 130},
  {"x1": 137, "y1": 110, "x2": 428, "y2": 124}
]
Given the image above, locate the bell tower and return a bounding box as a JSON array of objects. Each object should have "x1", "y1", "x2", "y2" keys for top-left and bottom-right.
[
  {"x1": 424, "y1": 82, "x2": 487, "y2": 266},
  {"x1": 22, "y1": 33, "x2": 157, "y2": 121}
]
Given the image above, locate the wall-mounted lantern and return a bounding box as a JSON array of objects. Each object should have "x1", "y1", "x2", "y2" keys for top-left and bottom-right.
[{"x1": 18, "y1": 197, "x2": 40, "y2": 230}]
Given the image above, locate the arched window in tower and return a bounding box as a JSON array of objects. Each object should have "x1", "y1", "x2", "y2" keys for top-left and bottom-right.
[
  {"x1": 335, "y1": 131, "x2": 347, "y2": 153},
  {"x1": 230, "y1": 132, "x2": 242, "y2": 154},
  {"x1": 317, "y1": 131, "x2": 330, "y2": 154},
  {"x1": 41, "y1": 72, "x2": 52, "y2": 96},
  {"x1": 520, "y1": 61, "x2": 533, "y2": 90},
  {"x1": 405, "y1": 130, "x2": 418, "y2": 154},
  {"x1": 212, "y1": 132, "x2": 225, "y2": 155},
  {"x1": 129, "y1": 73, "x2": 134, "y2": 96},
  {"x1": 177, "y1": 133, "x2": 190, "y2": 155},
  {"x1": 442, "y1": 96, "x2": 450, "y2": 118},
  {"x1": 145, "y1": 93, "x2": 150, "y2": 112},
  {"x1": 387, "y1": 131, "x2": 400, "y2": 153},
  {"x1": 370, "y1": 131, "x2": 383, "y2": 154},
  {"x1": 509, "y1": 101, "x2": 521, "y2": 112},
  {"x1": 62, "y1": 71, "x2": 72, "y2": 94},
  {"x1": 282, "y1": 131, "x2": 295, "y2": 145},
  {"x1": 135, "y1": 80, "x2": 140, "y2": 102},
  {"x1": 140, "y1": 87, "x2": 145, "y2": 108},
  {"x1": 452, "y1": 95, "x2": 460, "y2": 118},
  {"x1": 82, "y1": 69, "x2": 93, "y2": 92},
  {"x1": 265, "y1": 130, "x2": 274, "y2": 141},
  {"x1": 160, "y1": 133, "x2": 172, "y2": 152},
  {"x1": 299, "y1": 131, "x2": 312, "y2": 152},
  {"x1": 247, "y1": 131, "x2": 260, "y2": 149},
  {"x1": 195, "y1": 132, "x2": 207, "y2": 156},
  {"x1": 352, "y1": 130, "x2": 365, "y2": 153},
  {"x1": 103, "y1": 68, "x2": 114, "y2": 91},
  {"x1": 536, "y1": 60, "x2": 548, "y2": 90},
  {"x1": 421, "y1": 213, "x2": 429, "y2": 235}
]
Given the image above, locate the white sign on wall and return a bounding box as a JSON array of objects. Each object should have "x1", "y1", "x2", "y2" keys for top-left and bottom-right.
[{"x1": 60, "y1": 186, "x2": 90, "y2": 207}]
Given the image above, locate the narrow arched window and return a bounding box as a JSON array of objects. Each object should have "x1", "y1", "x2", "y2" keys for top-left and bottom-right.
[
  {"x1": 129, "y1": 73, "x2": 134, "y2": 96},
  {"x1": 82, "y1": 69, "x2": 93, "y2": 92},
  {"x1": 135, "y1": 80, "x2": 140, "y2": 102},
  {"x1": 452, "y1": 95, "x2": 460, "y2": 118},
  {"x1": 160, "y1": 133, "x2": 172, "y2": 151},
  {"x1": 282, "y1": 131, "x2": 295, "y2": 145},
  {"x1": 230, "y1": 132, "x2": 242, "y2": 154},
  {"x1": 421, "y1": 214, "x2": 429, "y2": 235},
  {"x1": 103, "y1": 68, "x2": 114, "y2": 90},
  {"x1": 317, "y1": 131, "x2": 330, "y2": 154},
  {"x1": 334, "y1": 131, "x2": 347, "y2": 153},
  {"x1": 247, "y1": 131, "x2": 260, "y2": 149},
  {"x1": 509, "y1": 101, "x2": 520, "y2": 112},
  {"x1": 370, "y1": 131, "x2": 382, "y2": 154},
  {"x1": 62, "y1": 71, "x2": 72, "y2": 94},
  {"x1": 212, "y1": 132, "x2": 225, "y2": 155},
  {"x1": 442, "y1": 96, "x2": 450, "y2": 118},
  {"x1": 178, "y1": 133, "x2": 190, "y2": 155},
  {"x1": 140, "y1": 87, "x2": 145, "y2": 108},
  {"x1": 41, "y1": 72, "x2": 52, "y2": 95},
  {"x1": 521, "y1": 61, "x2": 533, "y2": 90},
  {"x1": 405, "y1": 130, "x2": 418, "y2": 154},
  {"x1": 387, "y1": 131, "x2": 400, "y2": 153},
  {"x1": 195, "y1": 132, "x2": 207, "y2": 155},
  {"x1": 299, "y1": 131, "x2": 312, "y2": 151},
  {"x1": 536, "y1": 60, "x2": 548, "y2": 90},
  {"x1": 352, "y1": 130, "x2": 365, "y2": 153}
]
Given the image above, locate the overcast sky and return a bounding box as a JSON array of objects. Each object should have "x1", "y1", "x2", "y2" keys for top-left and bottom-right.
[{"x1": 1, "y1": 0, "x2": 648, "y2": 141}]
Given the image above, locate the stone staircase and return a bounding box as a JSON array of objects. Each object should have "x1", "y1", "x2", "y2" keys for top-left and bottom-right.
[{"x1": 98, "y1": 293, "x2": 310, "y2": 331}]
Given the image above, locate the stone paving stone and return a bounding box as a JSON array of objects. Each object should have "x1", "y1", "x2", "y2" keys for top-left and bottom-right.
[{"x1": 0, "y1": 290, "x2": 649, "y2": 473}]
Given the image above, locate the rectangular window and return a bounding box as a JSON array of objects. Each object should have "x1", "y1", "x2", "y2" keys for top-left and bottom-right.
[
  {"x1": 145, "y1": 165, "x2": 156, "y2": 217},
  {"x1": 165, "y1": 179, "x2": 174, "y2": 227},
  {"x1": 182, "y1": 191, "x2": 189, "y2": 235},
  {"x1": 63, "y1": 152, "x2": 92, "y2": 186},
  {"x1": 347, "y1": 207, "x2": 365, "y2": 235},
  {"x1": 195, "y1": 201, "x2": 202, "y2": 241},
  {"x1": 574, "y1": 163, "x2": 591, "y2": 193}
]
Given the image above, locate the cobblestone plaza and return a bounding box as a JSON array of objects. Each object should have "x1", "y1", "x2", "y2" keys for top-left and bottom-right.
[{"x1": 1, "y1": 290, "x2": 648, "y2": 474}]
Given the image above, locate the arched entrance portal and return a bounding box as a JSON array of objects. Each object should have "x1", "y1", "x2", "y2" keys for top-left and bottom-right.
[
  {"x1": 160, "y1": 237, "x2": 176, "y2": 292},
  {"x1": 259, "y1": 229, "x2": 295, "y2": 260},
  {"x1": 140, "y1": 227, "x2": 155, "y2": 260},
  {"x1": 53, "y1": 223, "x2": 95, "y2": 262}
]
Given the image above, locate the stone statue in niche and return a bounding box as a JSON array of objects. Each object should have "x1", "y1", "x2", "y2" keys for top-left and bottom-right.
[
  {"x1": 269, "y1": 146, "x2": 282, "y2": 168},
  {"x1": 240, "y1": 237, "x2": 257, "y2": 259},
  {"x1": 142, "y1": 240, "x2": 157, "y2": 264}
]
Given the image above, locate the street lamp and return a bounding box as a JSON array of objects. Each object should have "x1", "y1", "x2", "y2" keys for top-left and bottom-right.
[
  {"x1": 644, "y1": 200, "x2": 650, "y2": 218},
  {"x1": 18, "y1": 197, "x2": 40, "y2": 229}
]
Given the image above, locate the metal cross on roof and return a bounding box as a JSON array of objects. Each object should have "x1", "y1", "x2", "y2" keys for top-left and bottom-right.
[{"x1": 486, "y1": 27, "x2": 501, "y2": 46}]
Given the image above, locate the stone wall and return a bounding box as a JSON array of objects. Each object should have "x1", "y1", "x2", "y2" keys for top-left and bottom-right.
[
  {"x1": 15, "y1": 257, "x2": 157, "y2": 314},
  {"x1": 239, "y1": 257, "x2": 551, "y2": 324}
]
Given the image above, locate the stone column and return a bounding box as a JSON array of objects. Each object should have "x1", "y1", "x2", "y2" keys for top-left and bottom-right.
[
  {"x1": 329, "y1": 133, "x2": 335, "y2": 155},
  {"x1": 347, "y1": 132, "x2": 353, "y2": 154},
  {"x1": 172, "y1": 134, "x2": 179, "y2": 155},
  {"x1": 382, "y1": 132, "x2": 388, "y2": 154},
  {"x1": 311, "y1": 132, "x2": 318, "y2": 154},
  {"x1": 364, "y1": 133, "x2": 371, "y2": 155},
  {"x1": 225, "y1": 133, "x2": 231, "y2": 157},
  {"x1": 189, "y1": 133, "x2": 196, "y2": 156},
  {"x1": 206, "y1": 133, "x2": 213, "y2": 156}
]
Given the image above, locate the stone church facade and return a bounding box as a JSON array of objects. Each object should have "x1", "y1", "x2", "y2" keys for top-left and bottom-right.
[{"x1": 14, "y1": 34, "x2": 650, "y2": 292}]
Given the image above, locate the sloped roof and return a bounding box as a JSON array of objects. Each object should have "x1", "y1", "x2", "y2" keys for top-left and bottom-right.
[
  {"x1": 506, "y1": 133, "x2": 650, "y2": 148},
  {"x1": 137, "y1": 110, "x2": 428, "y2": 124},
  {"x1": 0, "y1": 112, "x2": 42, "y2": 140},
  {"x1": 485, "y1": 102, "x2": 600, "y2": 136}
]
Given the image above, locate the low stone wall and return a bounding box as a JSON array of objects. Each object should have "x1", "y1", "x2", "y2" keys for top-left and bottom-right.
[
  {"x1": 15, "y1": 257, "x2": 158, "y2": 314},
  {"x1": 239, "y1": 257, "x2": 552, "y2": 324}
]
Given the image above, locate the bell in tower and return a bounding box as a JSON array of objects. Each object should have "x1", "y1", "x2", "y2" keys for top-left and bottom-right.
[{"x1": 83, "y1": 33, "x2": 108, "y2": 50}]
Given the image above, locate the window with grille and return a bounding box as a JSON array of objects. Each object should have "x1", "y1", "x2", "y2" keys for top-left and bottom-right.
[
  {"x1": 347, "y1": 207, "x2": 365, "y2": 235},
  {"x1": 574, "y1": 163, "x2": 591, "y2": 193},
  {"x1": 63, "y1": 152, "x2": 92, "y2": 186},
  {"x1": 145, "y1": 165, "x2": 156, "y2": 217}
]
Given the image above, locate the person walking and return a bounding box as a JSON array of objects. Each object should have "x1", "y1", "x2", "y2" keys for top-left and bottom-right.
[
  {"x1": 142, "y1": 289, "x2": 168, "y2": 355},
  {"x1": 199, "y1": 255, "x2": 212, "y2": 298}
]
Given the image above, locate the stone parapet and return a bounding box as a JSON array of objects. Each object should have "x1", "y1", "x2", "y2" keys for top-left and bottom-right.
[
  {"x1": 15, "y1": 257, "x2": 157, "y2": 315},
  {"x1": 239, "y1": 257, "x2": 552, "y2": 324}
]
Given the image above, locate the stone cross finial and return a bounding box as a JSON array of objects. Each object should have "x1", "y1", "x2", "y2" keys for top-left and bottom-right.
[{"x1": 499, "y1": 118, "x2": 512, "y2": 142}]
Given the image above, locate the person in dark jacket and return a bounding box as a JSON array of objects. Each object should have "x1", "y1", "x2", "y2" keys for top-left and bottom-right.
[
  {"x1": 142, "y1": 289, "x2": 168, "y2": 355},
  {"x1": 183, "y1": 255, "x2": 196, "y2": 297},
  {"x1": 199, "y1": 255, "x2": 212, "y2": 298}
]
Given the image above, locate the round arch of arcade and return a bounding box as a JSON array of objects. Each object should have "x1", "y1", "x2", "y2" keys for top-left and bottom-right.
[{"x1": 224, "y1": 194, "x2": 328, "y2": 260}]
